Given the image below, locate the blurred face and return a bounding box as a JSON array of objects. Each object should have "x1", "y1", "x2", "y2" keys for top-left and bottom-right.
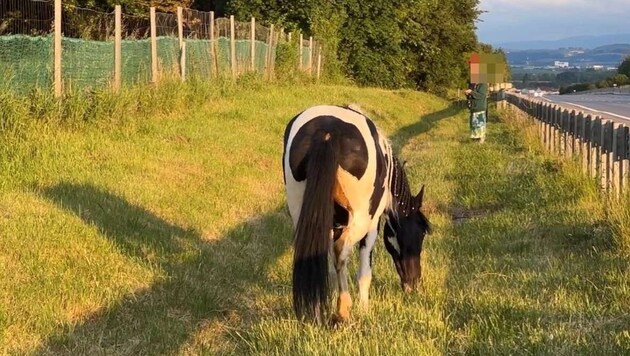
[{"x1": 383, "y1": 211, "x2": 428, "y2": 292}]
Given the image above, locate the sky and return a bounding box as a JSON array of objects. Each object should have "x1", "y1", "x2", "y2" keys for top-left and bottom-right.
[{"x1": 476, "y1": 0, "x2": 630, "y2": 45}]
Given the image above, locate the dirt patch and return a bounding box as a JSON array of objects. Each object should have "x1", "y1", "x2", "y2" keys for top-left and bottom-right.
[{"x1": 450, "y1": 205, "x2": 498, "y2": 225}]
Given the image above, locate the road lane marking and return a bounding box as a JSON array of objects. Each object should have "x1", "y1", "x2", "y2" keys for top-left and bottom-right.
[{"x1": 544, "y1": 99, "x2": 630, "y2": 121}]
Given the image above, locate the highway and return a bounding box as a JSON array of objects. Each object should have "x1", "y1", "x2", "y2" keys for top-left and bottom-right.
[{"x1": 542, "y1": 93, "x2": 630, "y2": 123}]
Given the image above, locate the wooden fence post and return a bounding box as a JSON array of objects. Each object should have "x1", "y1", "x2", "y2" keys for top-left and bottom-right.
[
  {"x1": 54, "y1": 0, "x2": 62, "y2": 97},
  {"x1": 177, "y1": 7, "x2": 185, "y2": 81},
  {"x1": 180, "y1": 42, "x2": 186, "y2": 81},
  {"x1": 230, "y1": 15, "x2": 236, "y2": 79},
  {"x1": 267, "y1": 24, "x2": 274, "y2": 80},
  {"x1": 210, "y1": 11, "x2": 216, "y2": 77},
  {"x1": 316, "y1": 45, "x2": 322, "y2": 80},
  {"x1": 309, "y1": 36, "x2": 313, "y2": 76},
  {"x1": 150, "y1": 7, "x2": 158, "y2": 83},
  {"x1": 114, "y1": 5, "x2": 122, "y2": 92},
  {"x1": 251, "y1": 17, "x2": 256, "y2": 71},
  {"x1": 298, "y1": 33, "x2": 303, "y2": 70}
]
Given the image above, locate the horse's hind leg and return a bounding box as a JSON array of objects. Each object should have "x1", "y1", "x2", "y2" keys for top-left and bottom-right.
[
  {"x1": 332, "y1": 214, "x2": 370, "y2": 322},
  {"x1": 357, "y1": 224, "x2": 378, "y2": 311}
]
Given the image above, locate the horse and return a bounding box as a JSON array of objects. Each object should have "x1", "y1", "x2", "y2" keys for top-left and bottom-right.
[{"x1": 282, "y1": 104, "x2": 431, "y2": 323}]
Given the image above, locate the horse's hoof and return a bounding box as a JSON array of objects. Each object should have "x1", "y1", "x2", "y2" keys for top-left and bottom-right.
[{"x1": 330, "y1": 313, "x2": 350, "y2": 326}]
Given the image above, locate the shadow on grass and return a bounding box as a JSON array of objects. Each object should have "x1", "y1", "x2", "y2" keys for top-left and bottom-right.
[
  {"x1": 389, "y1": 102, "x2": 464, "y2": 155},
  {"x1": 441, "y1": 113, "x2": 629, "y2": 353},
  {"x1": 37, "y1": 182, "x2": 292, "y2": 354}
]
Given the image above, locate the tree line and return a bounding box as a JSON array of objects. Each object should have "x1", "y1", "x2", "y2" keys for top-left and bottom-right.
[
  {"x1": 59, "y1": 0, "x2": 503, "y2": 94},
  {"x1": 558, "y1": 56, "x2": 630, "y2": 94}
]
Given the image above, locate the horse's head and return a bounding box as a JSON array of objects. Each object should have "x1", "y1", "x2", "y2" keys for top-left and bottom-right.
[{"x1": 384, "y1": 185, "x2": 431, "y2": 292}]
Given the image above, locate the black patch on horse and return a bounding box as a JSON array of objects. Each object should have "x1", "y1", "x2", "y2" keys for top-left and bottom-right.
[
  {"x1": 289, "y1": 115, "x2": 368, "y2": 182},
  {"x1": 366, "y1": 119, "x2": 386, "y2": 217},
  {"x1": 282, "y1": 112, "x2": 303, "y2": 185}
]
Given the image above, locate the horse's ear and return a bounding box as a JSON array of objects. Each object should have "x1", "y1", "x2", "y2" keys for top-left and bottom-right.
[{"x1": 415, "y1": 185, "x2": 425, "y2": 208}]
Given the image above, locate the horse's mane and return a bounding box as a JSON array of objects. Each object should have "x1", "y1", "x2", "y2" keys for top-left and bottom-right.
[{"x1": 389, "y1": 157, "x2": 415, "y2": 217}]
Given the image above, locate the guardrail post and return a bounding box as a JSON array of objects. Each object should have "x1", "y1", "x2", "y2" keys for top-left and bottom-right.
[
  {"x1": 612, "y1": 123, "x2": 622, "y2": 197},
  {"x1": 593, "y1": 116, "x2": 602, "y2": 182},
  {"x1": 572, "y1": 110, "x2": 578, "y2": 158},
  {"x1": 554, "y1": 105, "x2": 560, "y2": 154},
  {"x1": 587, "y1": 115, "x2": 597, "y2": 179},
  {"x1": 602, "y1": 120, "x2": 612, "y2": 191},
  {"x1": 538, "y1": 102, "x2": 549, "y2": 148},
  {"x1": 562, "y1": 109, "x2": 571, "y2": 158},
  {"x1": 552, "y1": 105, "x2": 559, "y2": 154},
  {"x1": 546, "y1": 104, "x2": 551, "y2": 152},
  {"x1": 622, "y1": 126, "x2": 630, "y2": 194},
  {"x1": 578, "y1": 112, "x2": 588, "y2": 174}
]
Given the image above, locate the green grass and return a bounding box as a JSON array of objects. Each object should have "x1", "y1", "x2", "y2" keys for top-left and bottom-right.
[{"x1": 0, "y1": 80, "x2": 628, "y2": 355}]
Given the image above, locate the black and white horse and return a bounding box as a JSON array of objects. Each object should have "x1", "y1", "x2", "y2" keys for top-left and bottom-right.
[{"x1": 282, "y1": 105, "x2": 431, "y2": 323}]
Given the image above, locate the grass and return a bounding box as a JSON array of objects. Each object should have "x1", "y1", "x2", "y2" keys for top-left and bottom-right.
[{"x1": 0, "y1": 80, "x2": 628, "y2": 355}]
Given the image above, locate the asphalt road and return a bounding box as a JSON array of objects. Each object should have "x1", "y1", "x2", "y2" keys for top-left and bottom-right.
[{"x1": 543, "y1": 94, "x2": 630, "y2": 123}]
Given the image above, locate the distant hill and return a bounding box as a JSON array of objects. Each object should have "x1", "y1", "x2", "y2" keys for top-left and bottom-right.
[
  {"x1": 497, "y1": 34, "x2": 630, "y2": 51},
  {"x1": 506, "y1": 44, "x2": 630, "y2": 67}
]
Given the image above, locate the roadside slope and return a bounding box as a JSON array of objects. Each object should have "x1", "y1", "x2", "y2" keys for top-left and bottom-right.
[{"x1": 0, "y1": 83, "x2": 627, "y2": 354}]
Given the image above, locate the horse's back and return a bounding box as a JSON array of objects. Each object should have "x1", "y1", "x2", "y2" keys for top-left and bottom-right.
[{"x1": 283, "y1": 105, "x2": 390, "y2": 226}]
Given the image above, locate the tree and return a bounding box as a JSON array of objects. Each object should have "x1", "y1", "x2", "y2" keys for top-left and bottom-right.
[
  {"x1": 618, "y1": 55, "x2": 630, "y2": 77},
  {"x1": 66, "y1": 0, "x2": 193, "y2": 14},
  {"x1": 522, "y1": 73, "x2": 530, "y2": 86},
  {"x1": 201, "y1": 0, "x2": 481, "y2": 92}
]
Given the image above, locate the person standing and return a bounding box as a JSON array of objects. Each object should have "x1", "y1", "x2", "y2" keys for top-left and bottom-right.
[{"x1": 465, "y1": 82, "x2": 488, "y2": 143}]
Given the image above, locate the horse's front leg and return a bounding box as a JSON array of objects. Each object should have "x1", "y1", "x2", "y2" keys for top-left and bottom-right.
[{"x1": 357, "y1": 225, "x2": 378, "y2": 311}]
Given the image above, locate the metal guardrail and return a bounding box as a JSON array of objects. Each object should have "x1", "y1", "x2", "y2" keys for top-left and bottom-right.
[{"x1": 504, "y1": 92, "x2": 629, "y2": 196}]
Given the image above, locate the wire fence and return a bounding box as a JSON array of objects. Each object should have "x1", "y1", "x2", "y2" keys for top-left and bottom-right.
[{"x1": 0, "y1": 0, "x2": 322, "y2": 95}]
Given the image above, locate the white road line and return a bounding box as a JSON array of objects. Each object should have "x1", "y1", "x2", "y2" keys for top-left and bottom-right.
[{"x1": 546, "y1": 99, "x2": 630, "y2": 121}]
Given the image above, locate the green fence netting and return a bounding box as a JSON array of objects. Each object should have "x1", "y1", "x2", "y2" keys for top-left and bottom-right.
[
  {"x1": 0, "y1": 34, "x2": 276, "y2": 93},
  {"x1": 0, "y1": 35, "x2": 53, "y2": 93},
  {"x1": 301, "y1": 47, "x2": 312, "y2": 71}
]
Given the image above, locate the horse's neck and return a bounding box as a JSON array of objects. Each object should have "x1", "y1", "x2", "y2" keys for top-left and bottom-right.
[{"x1": 387, "y1": 157, "x2": 413, "y2": 217}]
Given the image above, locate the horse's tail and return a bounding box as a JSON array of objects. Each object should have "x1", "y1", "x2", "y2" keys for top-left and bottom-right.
[{"x1": 293, "y1": 130, "x2": 338, "y2": 323}]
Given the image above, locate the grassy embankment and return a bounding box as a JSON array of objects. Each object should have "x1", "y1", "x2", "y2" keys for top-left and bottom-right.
[{"x1": 0, "y1": 79, "x2": 628, "y2": 354}]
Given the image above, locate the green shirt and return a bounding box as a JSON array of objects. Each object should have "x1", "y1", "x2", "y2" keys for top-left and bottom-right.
[{"x1": 468, "y1": 83, "x2": 488, "y2": 113}]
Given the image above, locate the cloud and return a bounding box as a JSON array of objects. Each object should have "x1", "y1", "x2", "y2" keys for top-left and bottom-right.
[{"x1": 476, "y1": 0, "x2": 630, "y2": 44}]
